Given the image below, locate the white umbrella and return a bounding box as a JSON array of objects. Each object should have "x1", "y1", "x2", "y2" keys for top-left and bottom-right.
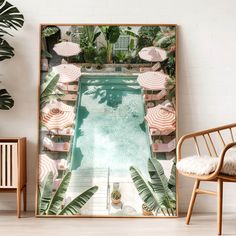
[{"x1": 53, "y1": 41, "x2": 81, "y2": 57}]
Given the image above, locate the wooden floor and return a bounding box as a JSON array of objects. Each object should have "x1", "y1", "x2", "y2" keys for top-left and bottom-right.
[{"x1": 0, "y1": 212, "x2": 235, "y2": 235}]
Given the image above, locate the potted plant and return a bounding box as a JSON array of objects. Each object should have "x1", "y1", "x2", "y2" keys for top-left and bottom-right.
[
  {"x1": 111, "y1": 190, "x2": 121, "y2": 204},
  {"x1": 0, "y1": 0, "x2": 24, "y2": 110},
  {"x1": 142, "y1": 203, "x2": 153, "y2": 216}
]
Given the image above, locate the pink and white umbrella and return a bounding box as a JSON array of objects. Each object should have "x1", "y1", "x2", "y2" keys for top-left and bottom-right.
[
  {"x1": 139, "y1": 46, "x2": 167, "y2": 62},
  {"x1": 145, "y1": 104, "x2": 176, "y2": 132},
  {"x1": 52, "y1": 64, "x2": 81, "y2": 83},
  {"x1": 42, "y1": 101, "x2": 74, "y2": 114},
  {"x1": 53, "y1": 41, "x2": 81, "y2": 57},
  {"x1": 41, "y1": 108, "x2": 75, "y2": 131},
  {"x1": 39, "y1": 154, "x2": 58, "y2": 183},
  {"x1": 137, "y1": 71, "x2": 169, "y2": 90}
]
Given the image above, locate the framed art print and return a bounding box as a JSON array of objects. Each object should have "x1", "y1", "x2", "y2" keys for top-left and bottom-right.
[{"x1": 37, "y1": 24, "x2": 177, "y2": 217}]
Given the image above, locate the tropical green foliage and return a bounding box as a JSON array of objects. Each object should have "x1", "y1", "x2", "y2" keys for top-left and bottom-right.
[
  {"x1": 130, "y1": 158, "x2": 176, "y2": 216},
  {"x1": 42, "y1": 26, "x2": 59, "y2": 38},
  {"x1": 0, "y1": 0, "x2": 24, "y2": 61},
  {"x1": 38, "y1": 171, "x2": 98, "y2": 215},
  {"x1": 99, "y1": 26, "x2": 121, "y2": 63},
  {"x1": 0, "y1": 88, "x2": 14, "y2": 110},
  {"x1": 0, "y1": 0, "x2": 24, "y2": 110},
  {"x1": 40, "y1": 71, "x2": 64, "y2": 108},
  {"x1": 165, "y1": 77, "x2": 176, "y2": 105}
]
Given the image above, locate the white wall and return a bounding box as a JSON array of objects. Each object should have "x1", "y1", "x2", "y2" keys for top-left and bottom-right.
[{"x1": 0, "y1": 0, "x2": 236, "y2": 213}]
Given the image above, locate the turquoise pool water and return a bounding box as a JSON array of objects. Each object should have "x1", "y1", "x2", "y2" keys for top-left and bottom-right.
[{"x1": 71, "y1": 75, "x2": 151, "y2": 177}]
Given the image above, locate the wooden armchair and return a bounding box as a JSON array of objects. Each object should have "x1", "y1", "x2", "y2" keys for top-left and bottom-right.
[{"x1": 177, "y1": 123, "x2": 236, "y2": 235}]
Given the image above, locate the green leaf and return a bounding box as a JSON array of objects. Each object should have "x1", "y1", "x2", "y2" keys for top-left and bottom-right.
[
  {"x1": 129, "y1": 166, "x2": 160, "y2": 212},
  {"x1": 0, "y1": 38, "x2": 14, "y2": 61},
  {"x1": 168, "y1": 159, "x2": 176, "y2": 195},
  {"x1": 47, "y1": 172, "x2": 71, "y2": 215},
  {"x1": 38, "y1": 172, "x2": 53, "y2": 215},
  {"x1": 0, "y1": 0, "x2": 24, "y2": 30},
  {"x1": 42, "y1": 26, "x2": 59, "y2": 38},
  {"x1": 148, "y1": 158, "x2": 175, "y2": 210},
  {"x1": 59, "y1": 186, "x2": 98, "y2": 215},
  {"x1": 0, "y1": 89, "x2": 14, "y2": 110},
  {"x1": 40, "y1": 71, "x2": 61, "y2": 107}
]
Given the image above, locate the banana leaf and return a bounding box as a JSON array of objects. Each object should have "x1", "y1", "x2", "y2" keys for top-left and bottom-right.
[
  {"x1": 47, "y1": 172, "x2": 71, "y2": 215},
  {"x1": 168, "y1": 159, "x2": 176, "y2": 195},
  {"x1": 38, "y1": 172, "x2": 53, "y2": 215},
  {"x1": 148, "y1": 158, "x2": 175, "y2": 211},
  {"x1": 59, "y1": 186, "x2": 98, "y2": 215},
  {"x1": 0, "y1": 89, "x2": 14, "y2": 110},
  {"x1": 129, "y1": 166, "x2": 160, "y2": 212},
  {"x1": 0, "y1": 0, "x2": 24, "y2": 30}
]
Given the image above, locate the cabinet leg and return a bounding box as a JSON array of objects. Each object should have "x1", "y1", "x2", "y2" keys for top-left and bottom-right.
[
  {"x1": 17, "y1": 188, "x2": 21, "y2": 218},
  {"x1": 23, "y1": 186, "x2": 27, "y2": 212}
]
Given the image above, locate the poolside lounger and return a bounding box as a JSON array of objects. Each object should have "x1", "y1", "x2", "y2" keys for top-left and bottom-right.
[
  {"x1": 143, "y1": 89, "x2": 167, "y2": 101},
  {"x1": 56, "y1": 159, "x2": 68, "y2": 171},
  {"x1": 60, "y1": 93, "x2": 78, "y2": 102},
  {"x1": 140, "y1": 62, "x2": 161, "y2": 73},
  {"x1": 57, "y1": 83, "x2": 78, "y2": 92},
  {"x1": 49, "y1": 127, "x2": 74, "y2": 136},
  {"x1": 43, "y1": 137, "x2": 70, "y2": 152},
  {"x1": 152, "y1": 138, "x2": 176, "y2": 153},
  {"x1": 150, "y1": 127, "x2": 175, "y2": 136}
]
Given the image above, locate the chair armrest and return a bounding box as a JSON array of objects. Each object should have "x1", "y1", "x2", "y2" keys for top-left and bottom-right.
[
  {"x1": 177, "y1": 132, "x2": 199, "y2": 162},
  {"x1": 213, "y1": 142, "x2": 236, "y2": 176}
]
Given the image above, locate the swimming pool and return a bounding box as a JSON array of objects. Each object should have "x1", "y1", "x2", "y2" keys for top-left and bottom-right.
[{"x1": 71, "y1": 75, "x2": 151, "y2": 176}]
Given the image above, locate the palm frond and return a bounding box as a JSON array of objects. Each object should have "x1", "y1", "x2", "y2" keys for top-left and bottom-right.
[
  {"x1": 47, "y1": 172, "x2": 71, "y2": 215},
  {"x1": 0, "y1": 88, "x2": 14, "y2": 109},
  {"x1": 59, "y1": 186, "x2": 98, "y2": 215},
  {"x1": 38, "y1": 172, "x2": 53, "y2": 215},
  {"x1": 130, "y1": 166, "x2": 160, "y2": 212},
  {"x1": 0, "y1": 38, "x2": 14, "y2": 61},
  {"x1": 0, "y1": 0, "x2": 24, "y2": 30}
]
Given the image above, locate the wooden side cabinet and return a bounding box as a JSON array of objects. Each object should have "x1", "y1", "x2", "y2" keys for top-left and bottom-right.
[{"x1": 0, "y1": 138, "x2": 26, "y2": 217}]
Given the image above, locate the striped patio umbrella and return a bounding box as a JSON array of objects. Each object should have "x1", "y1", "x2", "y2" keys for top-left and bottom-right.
[
  {"x1": 138, "y1": 46, "x2": 167, "y2": 62},
  {"x1": 137, "y1": 71, "x2": 169, "y2": 90},
  {"x1": 52, "y1": 64, "x2": 81, "y2": 83},
  {"x1": 145, "y1": 104, "x2": 176, "y2": 132},
  {"x1": 42, "y1": 101, "x2": 74, "y2": 114},
  {"x1": 53, "y1": 41, "x2": 81, "y2": 57},
  {"x1": 39, "y1": 154, "x2": 58, "y2": 183},
  {"x1": 41, "y1": 107, "x2": 75, "y2": 131}
]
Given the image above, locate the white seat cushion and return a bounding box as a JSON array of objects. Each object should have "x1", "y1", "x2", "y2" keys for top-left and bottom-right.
[{"x1": 177, "y1": 149, "x2": 236, "y2": 176}]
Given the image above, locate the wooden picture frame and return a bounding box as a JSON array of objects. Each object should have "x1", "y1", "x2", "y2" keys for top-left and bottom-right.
[{"x1": 36, "y1": 24, "x2": 178, "y2": 218}]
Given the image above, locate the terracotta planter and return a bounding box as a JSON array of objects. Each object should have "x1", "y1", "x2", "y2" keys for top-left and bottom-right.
[
  {"x1": 112, "y1": 198, "x2": 121, "y2": 204},
  {"x1": 142, "y1": 209, "x2": 153, "y2": 216}
]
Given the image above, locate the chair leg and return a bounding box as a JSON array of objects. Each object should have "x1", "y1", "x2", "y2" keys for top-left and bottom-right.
[
  {"x1": 186, "y1": 179, "x2": 200, "y2": 225},
  {"x1": 217, "y1": 179, "x2": 223, "y2": 235},
  {"x1": 23, "y1": 186, "x2": 27, "y2": 212}
]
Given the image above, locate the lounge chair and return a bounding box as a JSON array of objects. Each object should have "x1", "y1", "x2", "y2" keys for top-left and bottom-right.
[
  {"x1": 143, "y1": 89, "x2": 167, "y2": 101},
  {"x1": 152, "y1": 138, "x2": 176, "y2": 153},
  {"x1": 140, "y1": 62, "x2": 161, "y2": 73},
  {"x1": 57, "y1": 83, "x2": 78, "y2": 92},
  {"x1": 60, "y1": 93, "x2": 77, "y2": 102},
  {"x1": 150, "y1": 127, "x2": 175, "y2": 136},
  {"x1": 49, "y1": 127, "x2": 74, "y2": 136},
  {"x1": 43, "y1": 137, "x2": 70, "y2": 152}
]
